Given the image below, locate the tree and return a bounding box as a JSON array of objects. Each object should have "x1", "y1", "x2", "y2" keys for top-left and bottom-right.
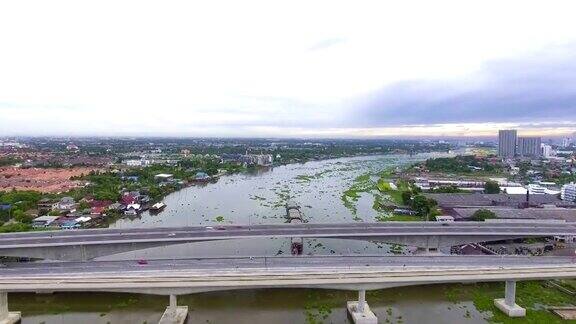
[
  {"x1": 471, "y1": 209, "x2": 497, "y2": 221},
  {"x1": 205, "y1": 164, "x2": 219, "y2": 176},
  {"x1": 93, "y1": 190, "x2": 119, "y2": 201},
  {"x1": 410, "y1": 194, "x2": 438, "y2": 220},
  {"x1": 11, "y1": 209, "x2": 29, "y2": 223},
  {"x1": 401, "y1": 191, "x2": 412, "y2": 205},
  {"x1": 484, "y1": 181, "x2": 500, "y2": 194},
  {"x1": 0, "y1": 222, "x2": 32, "y2": 233}
]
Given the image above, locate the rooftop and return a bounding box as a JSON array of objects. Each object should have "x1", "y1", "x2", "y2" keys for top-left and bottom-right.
[
  {"x1": 32, "y1": 215, "x2": 60, "y2": 222},
  {"x1": 425, "y1": 193, "x2": 574, "y2": 208},
  {"x1": 453, "y1": 207, "x2": 576, "y2": 221}
]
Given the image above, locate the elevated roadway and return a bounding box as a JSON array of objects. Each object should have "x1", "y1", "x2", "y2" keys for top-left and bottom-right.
[
  {"x1": 0, "y1": 255, "x2": 575, "y2": 294},
  {"x1": 0, "y1": 222, "x2": 574, "y2": 260},
  {"x1": 1, "y1": 255, "x2": 575, "y2": 322}
]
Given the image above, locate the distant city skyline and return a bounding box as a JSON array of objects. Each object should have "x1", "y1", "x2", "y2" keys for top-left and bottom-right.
[{"x1": 1, "y1": 1, "x2": 576, "y2": 138}]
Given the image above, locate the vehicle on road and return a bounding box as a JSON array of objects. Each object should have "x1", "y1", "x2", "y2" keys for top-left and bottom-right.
[{"x1": 137, "y1": 259, "x2": 148, "y2": 265}]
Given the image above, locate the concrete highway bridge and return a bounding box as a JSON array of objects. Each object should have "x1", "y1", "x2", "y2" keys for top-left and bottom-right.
[
  {"x1": 0, "y1": 221, "x2": 574, "y2": 261},
  {"x1": 0, "y1": 255, "x2": 576, "y2": 323}
]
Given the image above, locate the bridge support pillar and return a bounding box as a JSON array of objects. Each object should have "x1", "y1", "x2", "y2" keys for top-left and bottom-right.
[
  {"x1": 158, "y1": 294, "x2": 188, "y2": 324},
  {"x1": 0, "y1": 292, "x2": 21, "y2": 324},
  {"x1": 414, "y1": 246, "x2": 440, "y2": 255},
  {"x1": 494, "y1": 281, "x2": 526, "y2": 317},
  {"x1": 347, "y1": 290, "x2": 377, "y2": 324}
]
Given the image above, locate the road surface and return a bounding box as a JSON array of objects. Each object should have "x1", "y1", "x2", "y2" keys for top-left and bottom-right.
[
  {"x1": 0, "y1": 222, "x2": 573, "y2": 248},
  {"x1": 1, "y1": 255, "x2": 576, "y2": 294}
]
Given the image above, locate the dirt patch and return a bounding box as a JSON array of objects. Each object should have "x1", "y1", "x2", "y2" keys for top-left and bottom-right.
[{"x1": 0, "y1": 167, "x2": 100, "y2": 193}]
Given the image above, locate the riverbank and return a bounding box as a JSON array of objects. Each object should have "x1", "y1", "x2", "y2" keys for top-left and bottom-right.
[
  {"x1": 340, "y1": 165, "x2": 441, "y2": 222},
  {"x1": 11, "y1": 280, "x2": 576, "y2": 324},
  {"x1": 0, "y1": 160, "x2": 249, "y2": 233}
]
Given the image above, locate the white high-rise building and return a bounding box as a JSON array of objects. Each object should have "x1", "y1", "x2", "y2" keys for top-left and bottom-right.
[
  {"x1": 561, "y1": 183, "x2": 576, "y2": 202},
  {"x1": 498, "y1": 130, "x2": 517, "y2": 158},
  {"x1": 562, "y1": 137, "x2": 572, "y2": 148},
  {"x1": 517, "y1": 136, "x2": 542, "y2": 157},
  {"x1": 541, "y1": 143, "x2": 555, "y2": 158}
]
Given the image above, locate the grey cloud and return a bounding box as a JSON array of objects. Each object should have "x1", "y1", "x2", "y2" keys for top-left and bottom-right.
[{"x1": 351, "y1": 44, "x2": 576, "y2": 126}]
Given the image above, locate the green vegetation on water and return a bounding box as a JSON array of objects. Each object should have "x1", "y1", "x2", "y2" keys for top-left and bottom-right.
[
  {"x1": 11, "y1": 280, "x2": 576, "y2": 323},
  {"x1": 341, "y1": 174, "x2": 375, "y2": 216},
  {"x1": 340, "y1": 166, "x2": 439, "y2": 222},
  {"x1": 446, "y1": 281, "x2": 576, "y2": 324}
]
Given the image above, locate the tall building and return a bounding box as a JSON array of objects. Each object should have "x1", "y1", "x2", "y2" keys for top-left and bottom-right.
[
  {"x1": 561, "y1": 183, "x2": 576, "y2": 202},
  {"x1": 517, "y1": 137, "x2": 542, "y2": 157},
  {"x1": 498, "y1": 130, "x2": 517, "y2": 158},
  {"x1": 541, "y1": 143, "x2": 555, "y2": 158},
  {"x1": 562, "y1": 137, "x2": 572, "y2": 148}
]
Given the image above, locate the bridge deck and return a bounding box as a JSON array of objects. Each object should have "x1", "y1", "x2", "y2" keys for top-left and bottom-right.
[
  {"x1": 0, "y1": 222, "x2": 574, "y2": 248},
  {"x1": 1, "y1": 255, "x2": 575, "y2": 277},
  {"x1": 1, "y1": 255, "x2": 576, "y2": 294}
]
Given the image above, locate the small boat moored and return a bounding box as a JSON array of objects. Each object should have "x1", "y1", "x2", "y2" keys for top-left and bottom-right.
[{"x1": 150, "y1": 202, "x2": 167, "y2": 212}]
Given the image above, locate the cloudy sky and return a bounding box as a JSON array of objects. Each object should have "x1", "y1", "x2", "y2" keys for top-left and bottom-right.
[{"x1": 1, "y1": 0, "x2": 576, "y2": 138}]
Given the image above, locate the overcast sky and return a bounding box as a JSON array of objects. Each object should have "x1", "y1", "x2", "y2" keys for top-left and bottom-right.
[{"x1": 1, "y1": 0, "x2": 576, "y2": 138}]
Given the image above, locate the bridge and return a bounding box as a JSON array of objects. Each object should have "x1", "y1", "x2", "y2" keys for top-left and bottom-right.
[
  {"x1": 1, "y1": 255, "x2": 575, "y2": 323},
  {"x1": 1, "y1": 221, "x2": 574, "y2": 261}
]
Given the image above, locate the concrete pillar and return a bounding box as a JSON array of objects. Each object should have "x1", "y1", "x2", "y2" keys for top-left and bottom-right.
[
  {"x1": 0, "y1": 293, "x2": 7, "y2": 320},
  {"x1": 169, "y1": 294, "x2": 177, "y2": 311},
  {"x1": 347, "y1": 290, "x2": 377, "y2": 324},
  {"x1": 415, "y1": 247, "x2": 440, "y2": 255},
  {"x1": 0, "y1": 292, "x2": 21, "y2": 324},
  {"x1": 357, "y1": 290, "x2": 366, "y2": 313},
  {"x1": 505, "y1": 280, "x2": 516, "y2": 306},
  {"x1": 415, "y1": 247, "x2": 430, "y2": 254},
  {"x1": 158, "y1": 295, "x2": 188, "y2": 324},
  {"x1": 494, "y1": 281, "x2": 526, "y2": 317}
]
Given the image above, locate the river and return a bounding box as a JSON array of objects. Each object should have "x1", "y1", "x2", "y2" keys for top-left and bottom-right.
[
  {"x1": 15, "y1": 152, "x2": 501, "y2": 324},
  {"x1": 107, "y1": 153, "x2": 452, "y2": 259}
]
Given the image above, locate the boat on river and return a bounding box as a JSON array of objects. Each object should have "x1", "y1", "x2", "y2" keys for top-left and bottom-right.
[{"x1": 150, "y1": 202, "x2": 167, "y2": 212}]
